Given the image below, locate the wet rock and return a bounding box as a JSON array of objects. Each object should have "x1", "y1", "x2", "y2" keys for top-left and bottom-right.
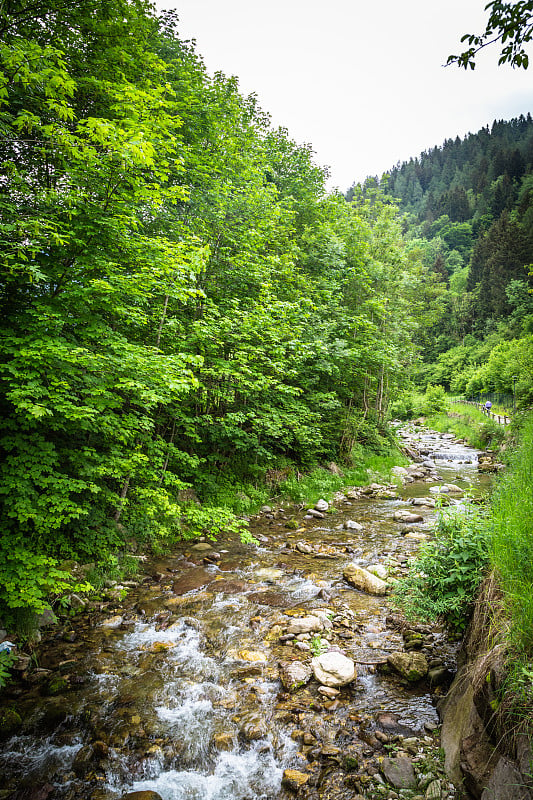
[
  {"x1": 282, "y1": 769, "x2": 309, "y2": 791},
  {"x1": 100, "y1": 615, "x2": 124, "y2": 628},
  {"x1": 430, "y1": 483, "x2": 463, "y2": 495},
  {"x1": 387, "y1": 651, "x2": 428, "y2": 682},
  {"x1": 381, "y1": 756, "x2": 417, "y2": 789},
  {"x1": 260, "y1": 505, "x2": 272, "y2": 513},
  {"x1": 247, "y1": 591, "x2": 287, "y2": 607},
  {"x1": 305, "y1": 509, "x2": 324, "y2": 519},
  {"x1": 285, "y1": 519, "x2": 300, "y2": 530},
  {"x1": 191, "y1": 542, "x2": 213, "y2": 552},
  {"x1": 286, "y1": 615, "x2": 324, "y2": 635},
  {"x1": 296, "y1": 541, "x2": 313, "y2": 554},
  {"x1": 393, "y1": 510, "x2": 424, "y2": 523},
  {"x1": 255, "y1": 567, "x2": 285, "y2": 581},
  {"x1": 235, "y1": 649, "x2": 267, "y2": 663},
  {"x1": 211, "y1": 579, "x2": 250, "y2": 594},
  {"x1": 311, "y1": 651, "x2": 356, "y2": 687},
  {"x1": 412, "y1": 497, "x2": 436, "y2": 507},
  {"x1": 172, "y1": 568, "x2": 216, "y2": 595},
  {"x1": 239, "y1": 714, "x2": 267, "y2": 740},
  {"x1": 315, "y1": 499, "x2": 329, "y2": 511},
  {"x1": 0, "y1": 707, "x2": 22, "y2": 739},
  {"x1": 72, "y1": 744, "x2": 99, "y2": 777},
  {"x1": 345, "y1": 520, "x2": 364, "y2": 531},
  {"x1": 343, "y1": 564, "x2": 388, "y2": 595},
  {"x1": 279, "y1": 660, "x2": 312, "y2": 692},
  {"x1": 120, "y1": 793, "x2": 163, "y2": 800},
  {"x1": 213, "y1": 732, "x2": 234, "y2": 750}
]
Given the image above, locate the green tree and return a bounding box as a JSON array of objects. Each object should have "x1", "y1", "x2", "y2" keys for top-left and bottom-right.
[{"x1": 448, "y1": 0, "x2": 533, "y2": 68}]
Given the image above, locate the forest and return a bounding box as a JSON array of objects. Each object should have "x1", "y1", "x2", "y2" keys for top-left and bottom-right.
[
  {"x1": 1, "y1": 0, "x2": 532, "y2": 626},
  {"x1": 351, "y1": 116, "x2": 533, "y2": 407},
  {"x1": 0, "y1": 0, "x2": 446, "y2": 622}
]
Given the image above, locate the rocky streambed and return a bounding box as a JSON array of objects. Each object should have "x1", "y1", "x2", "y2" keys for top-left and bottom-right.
[{"x1": 0, "y1": 424, "x2": 493, "y2": 800}]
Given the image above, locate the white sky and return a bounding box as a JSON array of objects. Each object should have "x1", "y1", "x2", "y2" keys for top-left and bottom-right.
[{"x1": 155, "y1": 0, "x2": 533, "y2": 191}]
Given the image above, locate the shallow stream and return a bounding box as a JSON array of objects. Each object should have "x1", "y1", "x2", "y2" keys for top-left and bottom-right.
[{"x1": 0, "y1": 426, "x2": 492, "y2": 800}]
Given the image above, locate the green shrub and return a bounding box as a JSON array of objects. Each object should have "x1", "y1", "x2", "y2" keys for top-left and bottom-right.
[{"x1": 393, "y1": 505, "x2": 490, "y2": 633}]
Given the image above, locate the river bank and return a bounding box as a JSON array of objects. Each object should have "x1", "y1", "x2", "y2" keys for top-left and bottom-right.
[{"x1": 0, "y1": 424, "x2": 494, "y2": 800}]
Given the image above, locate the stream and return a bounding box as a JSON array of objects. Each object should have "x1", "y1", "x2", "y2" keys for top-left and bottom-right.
[{"x1": 0, "y1": 425, "x2": 492, "y2": 800}]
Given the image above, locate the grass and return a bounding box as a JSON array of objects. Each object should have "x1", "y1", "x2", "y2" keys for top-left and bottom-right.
[
  {"x1": 490, "y1": 413, "x2": 533, "y2": 655},
  {"x1": 277, "y1": 451, "x2": 408, "y2": 505},
  {"x1": 425, "y1": 402, "x2": 507, "y2": 451}
]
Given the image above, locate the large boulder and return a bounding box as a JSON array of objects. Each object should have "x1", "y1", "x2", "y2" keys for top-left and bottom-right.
[
  {"x1": 343, "y1": 564, "x2": 388, "y2": 595},
  {"x1": 311, "y1": 651, "x2": 356, "y2": 687}
]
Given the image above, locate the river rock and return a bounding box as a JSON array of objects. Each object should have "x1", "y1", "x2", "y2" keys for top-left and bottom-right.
[
  {"x1": 0, "y1": 707, "x2": 22, "y2": 739},
  {"x1": 430, "y1": 483, "x2": 463, "y2": 495},
  {"x1": 120, "y1": 793, "x2": 163, "y2": 800},
  {"x1": 296, "y1": 541, "x2": 313, "y2": 554},
  {"x1": 305, "y1": 509, "x2": 324, "y2": 518},
  {"x1": 236, "y1": 649, "x2": 267, "y2": 662},
  {"x1": 315, "y1": 498, "x2": 329, "y2": 511},
  {"x1": 425, "y1": 779, "x2": 442, "y2": 800},
  {"x1": 387, "y1": 651, "x2": 428, "y2": 681},
  {"x1": 172, "y1": 567, "x2": 215, "y2": 595},
  {"x1": 391, "y1": 466, "x2": 409, "y2": 477},
  {"x1": 100, "y1": 615, "x2": 123, "y2": 628},
  {"x1": 343, "y1": 564, "x2": 388, "y2": 595},
  {"x1": 368, "y1": 564, "x2": 388, "y2": 580},
  {"x1": 381, "y1": 756, "x2": 417, "y2": 789},
  {"x1": 282, "y1": 769, "x2": 309, "y2": 791},
  {"x1": 278, "y1": 660, "x2": 312, "y2": 691},
  {"x1": 286, "y1": 615, "x2": 324, "y2": 635},
  {"x1": 393, "y1": 509, "x2": 424, "y2": 523},
  {"x1": 190, "y1": 542, "x2": 213, "y2": 551},
  {"x1": 345, "y1": 519, "x2": 364, "y2": 531},
  {"x1": 311, "y1": 651, "x2": 356, "y2": 687},
  {"x1": 255, "y1": 567, "x2": 284, "y2": 582}
]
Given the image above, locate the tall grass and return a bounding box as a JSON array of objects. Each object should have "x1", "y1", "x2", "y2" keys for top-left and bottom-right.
[
  {"x1": 426, "y1": 403, "x2": 507, "y2": 451},
  {"x1": 490, "y1": 413, "x2": 533, "y2": 654},
  {"x1": 279, "y1": 452, "x2": 407, "y2": 504}
]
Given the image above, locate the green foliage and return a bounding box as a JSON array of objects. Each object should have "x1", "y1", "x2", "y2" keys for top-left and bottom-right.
[
  {"x1": 424, "y1": 403, "x2": 508, "y2": 451},
  {"x1": 0, "y1": 650, "x2": 16, "y2": 689},
  {"x1": 0, "y1": 0, "x2": 443, "y2": 623},
  {"x1": 390, "y1": 385, "x2": 448, "y2": 419},
  {"x1": 309, "y1": 634, "x2": 329, "y2": 656},
  {"x1": 180, "y1": 503, "x2": 250, "y2": 543},
  {"x1": 393, "y1": 506, "x2": 490, "y2": 632},
  {"x1": 448, "y1": 1, "x2": 533, "y2": 69},
  {"x1": 490, "y1": 413, "x2": 533, "y2": 654}
]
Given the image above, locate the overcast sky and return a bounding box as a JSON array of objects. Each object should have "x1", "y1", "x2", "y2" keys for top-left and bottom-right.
[{"x1": 155, "y1": 0, "x2": 533, "y2": 191}]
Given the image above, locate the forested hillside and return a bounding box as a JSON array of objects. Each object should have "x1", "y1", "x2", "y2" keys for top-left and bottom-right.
[
  {"x1": 348, "y1": 117, "x2": 533, "y2": 405},
  {"x1": 0, "y1": 0, "x2": 444, "y2": 621}
]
